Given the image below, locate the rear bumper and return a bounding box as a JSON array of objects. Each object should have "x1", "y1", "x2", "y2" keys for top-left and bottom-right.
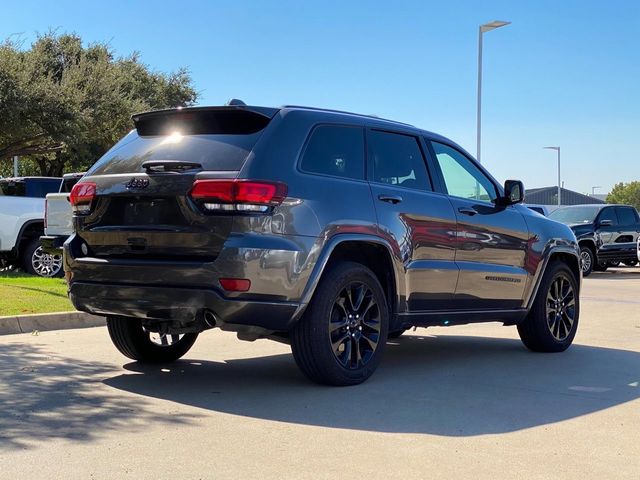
[
  {"x1": 40, "y1": 235, "x2": 68, "y2": 254},
  {"x1": 68, "y1": 281, "x2": 300, "y2": 331}
]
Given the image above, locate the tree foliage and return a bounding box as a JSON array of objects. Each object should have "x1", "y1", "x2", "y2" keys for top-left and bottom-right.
[
  {"x1": 0, "y1": 32, "x2": 197, "y2": 176},
  {"x1": 606, "y1": 181, "x2": 640, "y2": 211}
]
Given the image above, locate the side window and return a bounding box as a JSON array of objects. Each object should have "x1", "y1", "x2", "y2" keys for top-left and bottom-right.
[
  {"x1": 615, "y1": 207, "x2": 637, "y2": 225},
  {"x1": 430, "y1": 141, "x2": 497, "y2": 202},
  {"x1": 300, "y1": 125, "x2": 365, "y2": 180},
  {"x1": 368, "y1": 130, "x2": 431, "y2": 191},
  {"x1": 598, "y1": 208, "x2": 618, "y2": 225}
]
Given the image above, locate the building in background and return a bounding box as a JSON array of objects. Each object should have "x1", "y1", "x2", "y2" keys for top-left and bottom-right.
[{"x1": 525, "y1": 186, "x2": 606, "y2": 207}]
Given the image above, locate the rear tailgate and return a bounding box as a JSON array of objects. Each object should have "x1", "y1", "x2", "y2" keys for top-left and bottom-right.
[
  {"x1": 44, "y1": 193, "x2": 73, "y2": 236},
  {"x1": 70, "y1": 106, "x2": 278, "y2": 269}
]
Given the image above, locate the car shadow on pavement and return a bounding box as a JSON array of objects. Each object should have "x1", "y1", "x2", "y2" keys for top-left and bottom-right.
[
  {"x1": 104, "y1": 334, "x2": 640, "y2": 436},
  {"x1": 0, "y1": 342, "x2": 201, "y2": 450},
  {"x1": 590, "y1": 268, "x2": 640, "y2": 280}
]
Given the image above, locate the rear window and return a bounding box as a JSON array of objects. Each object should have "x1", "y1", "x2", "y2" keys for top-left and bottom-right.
[
  {"x1": 87, "y1": 109, "x2": 274, "y2": 175},
  {"x1": 0, "y1": 180, "x2": 26, "y2": 197},
  {"x1": 0, "y1": 179, "x2": 59, "y2": 198},
  {"x1": 616, "y1": 207, "x2": 638, "y2": 225}
]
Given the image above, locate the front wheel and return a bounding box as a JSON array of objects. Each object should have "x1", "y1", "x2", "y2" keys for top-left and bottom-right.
[
  {"x1": 107, "y1": 316, "x2": 198, "y2": 363},
  {"x1": 517, "y1": 262, "x2": 580, "y2": 352},
  {"x1": 624, "y1": 259, "x2": 638, "y2": 267},
  {"x1": 291, "y1": 261, "x2": 389, "y2": 386},
  {"x1": 579, "y1": 246, "x2": 594, "y2": 277}
]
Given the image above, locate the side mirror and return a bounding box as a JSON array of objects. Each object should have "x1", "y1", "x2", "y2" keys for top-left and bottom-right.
[
  {"x1": 501, "y1": 180, "x2": 525, "y2": 205},
  {"x1": 598, "y1": 219, "x2": 612, "y2": 227}
]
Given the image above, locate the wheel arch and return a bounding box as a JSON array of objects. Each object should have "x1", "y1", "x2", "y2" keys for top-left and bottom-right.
[
  {"x1": 291, "y1": 234, "x2": 404, "y2": 328},
  {"x1": 15, "y1": 220, "x2": 44, "y2": 256},
  {"x1": 526, "y1": 245, "x2": 581, "y2": 310}
]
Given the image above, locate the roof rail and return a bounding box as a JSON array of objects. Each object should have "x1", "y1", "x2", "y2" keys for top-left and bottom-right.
[{"x1": 280, "y1": 105, "x2": 414, "y2": 127}]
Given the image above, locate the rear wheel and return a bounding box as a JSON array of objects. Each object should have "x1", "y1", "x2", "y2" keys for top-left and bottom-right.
[
  {"x1": 291, "y1": 261, "x2": 389, "y2": 386},
  {"x1": 624, "y1": 259, "x2": 638, "y2": 267},
  {"x1": 107, "y1": 316, "x2": 198, "y2": 363},
  {"x1": 517, "y1": 262, "x2": 579, "y2": 352},
  {"x1": 579, "y1": 245, "x2": 594, "y2": 277},
  {"x1": 22, "y1": 239, "x2": 63, "y2": 277}
]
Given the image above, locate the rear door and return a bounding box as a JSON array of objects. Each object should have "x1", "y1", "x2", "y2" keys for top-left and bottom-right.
[
  {"x1": 613, "y1": 206, "x2": 640, "y2": 250},
  {"x1": 427, "y1": 140, "x2": 529, "y2": 309},
  {"x1": 367, "y1": 129, "x2": 458, "y2": 311}
]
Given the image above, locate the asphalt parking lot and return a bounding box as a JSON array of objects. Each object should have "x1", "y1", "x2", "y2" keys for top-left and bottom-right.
[{"x1": 0, "y1": 268, "x2": 638, "y2": 480}]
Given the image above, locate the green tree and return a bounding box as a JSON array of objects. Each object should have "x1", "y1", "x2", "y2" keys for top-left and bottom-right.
[
  {"x1": 0, "y1": 32, "x2": 197, "y2": 177},
  {"x1": 606, "y1": 181, "x2": 640, "y2": 211}
]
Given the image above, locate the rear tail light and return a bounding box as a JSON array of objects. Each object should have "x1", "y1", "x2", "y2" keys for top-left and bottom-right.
[
  {"x1": 70, "y1": 182, "x2": 97, "y2": 214},
  {"x1": 190, "y1": 180, "x2": 287, "y2": 213},
  {"x1": 44, "y1": 198, "x2": 48, "y2": 229}
]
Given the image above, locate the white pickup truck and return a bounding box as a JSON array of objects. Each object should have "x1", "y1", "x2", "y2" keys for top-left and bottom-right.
[
  {"x1": 39, "y1": 173, "x2": 85, "y2": 275},
  {"x1": 0, "y1": 177, "x2": 62, "y2": 276}
]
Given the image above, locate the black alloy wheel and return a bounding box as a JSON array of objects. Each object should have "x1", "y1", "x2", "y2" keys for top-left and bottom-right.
[
  {"x1": 328, "y1": 282, "x2": 382, "y2": 370},
  {"x1": 545, "y1": 273, "x2": 577, "y2": 342}
]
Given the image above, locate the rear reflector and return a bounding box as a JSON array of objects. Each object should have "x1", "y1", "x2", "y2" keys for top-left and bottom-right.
[
  {"x1": 219, "y1": 278, "x2": 251, "y2": 292},
  {"x1": 69, "y1": 182, "x2": 97, "y2": 214},
  {"x1": 190, "y1": 180, "x2": 287, "y2": 213}
]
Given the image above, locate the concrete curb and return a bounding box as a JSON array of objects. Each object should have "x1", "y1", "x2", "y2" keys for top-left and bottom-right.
[{"x1": 0, "y1": 311, "x2": 105, "y2": 335}]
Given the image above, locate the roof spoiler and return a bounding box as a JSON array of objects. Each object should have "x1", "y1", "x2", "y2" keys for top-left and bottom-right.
[{"x1": 132, "y1": 106, "x2": 279, "y2": 136}]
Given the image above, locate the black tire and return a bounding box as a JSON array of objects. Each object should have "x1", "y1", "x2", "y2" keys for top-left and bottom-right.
[
  {"x1": 388, "y1": 329, "x2": 407, "y2": 339},
  {"x1": 593, "y1": 262, "x2": 608, "y2": 272},
  {"x1": 106, "y1": 316, "x2": 198, "y2": 363},
  {"x1": 291, "y1": 261, "x2": 389, "y2": 386},
  {"x1": 624, "y1": 259, "x2": 638, "y2": 267},
  {"x1": 517, "y1": 262, "x2": 580, "y2": 353},
  {"x1": 608, "y1": 261, "x2": 620, "y2": 267},
  {"x1": 579, "y1": 245, "x2": 594, "y2": 277}
]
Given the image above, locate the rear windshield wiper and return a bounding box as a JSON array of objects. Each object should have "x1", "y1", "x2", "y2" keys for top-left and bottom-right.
[{"x1": 142, "y1": 160, "x2": 202, "y2": 173}]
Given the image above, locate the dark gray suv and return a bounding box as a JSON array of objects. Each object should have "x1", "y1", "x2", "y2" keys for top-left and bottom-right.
[{"x1": 65, "y1": 104, "x2": 581, "y2": 385}]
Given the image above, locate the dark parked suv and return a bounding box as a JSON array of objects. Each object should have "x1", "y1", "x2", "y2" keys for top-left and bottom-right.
[
  {"x1": 66, "y1": 104, "x2": 582, "y2": 385},
  {"x1": 548, "y1": 204, "x2": 640, "y2": 276}
]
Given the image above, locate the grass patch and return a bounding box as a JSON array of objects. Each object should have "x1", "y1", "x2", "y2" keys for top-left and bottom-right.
[{"x1": 0, "y1": 271, "x2": 74, "y2": 316}]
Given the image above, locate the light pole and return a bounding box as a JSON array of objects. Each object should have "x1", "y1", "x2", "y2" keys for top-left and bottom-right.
[
  {"x1": 544, "y1": 147, "x2": 561, "y2": 206},
  {"x1": 477, "y1": 20, "x2": 510, "y2": 164}
]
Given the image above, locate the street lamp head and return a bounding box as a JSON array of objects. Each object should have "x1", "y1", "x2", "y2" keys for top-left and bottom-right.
[
  {"x1": 480, "y1": 20, "x2": 511, "y2": 33},
  {"x1": 544, "y1": 146, "x2": 560, "y2": 151}
]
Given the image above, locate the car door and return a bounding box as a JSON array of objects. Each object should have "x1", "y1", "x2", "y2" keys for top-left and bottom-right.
[
  {"x1": 613, "y1": 206, "x2": 639, "y2": 250},
  {"x1": 427, "y1": 140, "x2": 529, "y2": 309},
  {"x1": 594, "y1": 207, "x2": 619, "y2": 251},
  {"x1": 367, "y1": 128, "x2": 458, "y2": 311}
]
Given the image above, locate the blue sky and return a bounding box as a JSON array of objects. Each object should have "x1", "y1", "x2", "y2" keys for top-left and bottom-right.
[{"x1": 3, "y1": 0, "x2": 639, "y2": 194}]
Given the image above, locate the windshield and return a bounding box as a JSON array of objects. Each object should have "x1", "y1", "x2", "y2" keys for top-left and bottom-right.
[{"x1": 549, "y1": 206, "x2": 601, "y2": 224}]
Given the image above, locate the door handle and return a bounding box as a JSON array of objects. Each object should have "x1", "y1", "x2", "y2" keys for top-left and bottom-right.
[
  {"x1": 458, "y1": 207, "x2": 478, "y2": 216},
  {"x1": 378, "y1": 194, "x2": 403, "y2": 204}
]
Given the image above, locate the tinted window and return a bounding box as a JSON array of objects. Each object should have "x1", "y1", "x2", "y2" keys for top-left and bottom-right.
[
  {"x1": 61, "y1": 176, "x2": 83, "y2": 193},
  {"x1": 300, "y1": 125, "x2": 365, "y2": 180},
  {"x1": 0, "y1": 180, "x2": 26, "y2": 197},
  {"x1": 616, "y1": 207, "x2": 638, "y2": 225},
  {"x1": 25, "y1": 179, "x2": 61, "y2": 198},
  {"x1": 431, "y1": 142, "x2": 497, "y2": 202},
  {"x1": 598, "y1": 207, "x2": 618, "y2": 226},
  {"x1": 368, "y1": 130, "x2": 430, "y2": 190},
  {"x1": 88, "y1": 129, "x2": 263, "y2": 175}
]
